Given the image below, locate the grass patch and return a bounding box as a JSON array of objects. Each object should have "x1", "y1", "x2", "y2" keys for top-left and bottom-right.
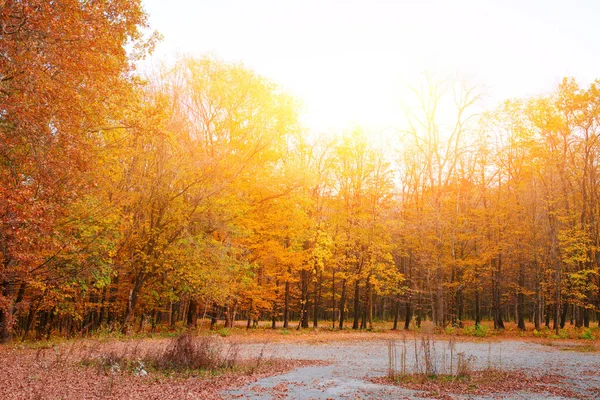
[
  {"x1": 462, "y1": 324, "x2": 489, "y2": 337},
  {"x1": 558, "y1": 344, "x2": 597, "y2": 353},
  {"x1": 81, "y1": 332, "x2": 246, "y2": 377},
  {"x1": 217, "y1": 328, "x2": 231, "y2": 337},
  {"x1": 382, "y1": 335, "x2": 584, "y2": 399},
  {"x1": 376, "y1": 369, "x2": 577, "y2": 398},
  {"x1": 580, "y1": 328, "x2": 596, "y2": 340},
  {"x1": 387, "y1": 336, "x2": 474, "y2": 382}
]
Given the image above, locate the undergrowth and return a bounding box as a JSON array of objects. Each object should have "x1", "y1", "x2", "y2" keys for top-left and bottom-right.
[{"x1": 81, "y1": 332, "x2": 258, "y2": 378}]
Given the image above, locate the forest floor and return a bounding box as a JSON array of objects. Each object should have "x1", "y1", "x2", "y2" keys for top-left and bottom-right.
[{"x1": 2, "y1": 324, "x2": 600, "y2": 399}]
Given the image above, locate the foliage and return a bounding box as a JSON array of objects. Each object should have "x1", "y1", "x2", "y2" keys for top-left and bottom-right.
[
  {"x1": 2, "y1": 1, "x2": 600, "y2": 342},
  {"x1": 463, "y1": 325, "x2": 489, "y2": 338}
]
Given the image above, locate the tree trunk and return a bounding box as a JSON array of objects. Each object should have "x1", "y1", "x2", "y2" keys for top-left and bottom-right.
[
  {"x1": 492, "y1": 256, "x2": 505, "y2": 329},
  {"x1": 517, "y1": 263, "x2": 526, "y2": 331},
  {"x1": 300, "y1": 269, "x2": 310, "y2": 329},
  {"x1": 456, "y1": 286, "x2": 464, "y2": 328},
  {"x1": 404, "y1": 300, "x2": 412, "y2": 330},
  {"x1": 313, "y1": 269, "x2": 322, "y2": 328},
  {"x1": 392, "y1": 300, "x2": 399, "y2": 330},
  {"x1": 534, "y1": 271, "x2": 542, "y2": 331},
  {"x1": 122, "y1": 273, "x2": 145, "y2": 334},
  {"x1": 284, "y1": 276, "x2": 290, "y2": 329},
  {"x1": 331, "y1": 269, "x2": 336, "y2": 330},
  {"x1": 352, "y1": 280, "x2": 360, "y2": 330},
  {"x1": 0, "y1": 280, "x2": 20, "y2": 343},
  {"x1": 210, "y1": 305, "x2": 218, "y2": 330},
  {"x1": 560, "y1": 302, "x2": 569, "y2": 329},
  {"x1": 187, "y1": 299, "x2": 198, "y2": 327},
  {"x1": 475, "y1": 289, "x2": 481, "y2": 327},
  {"x1": 339, "y1": 279, "x2": 346, "y2": 329},
  {"x1": 367, "y1": 281, "x2": 373, "y2": 330}
]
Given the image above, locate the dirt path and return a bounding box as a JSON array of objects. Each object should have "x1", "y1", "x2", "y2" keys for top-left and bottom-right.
[{"x1": 225, "y1": 339, "x2": 600, "y2": 399}]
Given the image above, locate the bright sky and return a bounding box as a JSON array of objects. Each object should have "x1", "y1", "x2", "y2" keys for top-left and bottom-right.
[{"x1": 141, "y1": 0, "x2": 600, "y2": 135}]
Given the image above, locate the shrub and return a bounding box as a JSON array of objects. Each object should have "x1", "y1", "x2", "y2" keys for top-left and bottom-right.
[
  {"x1": 456, "y1": 352, "x2": 473, "y2": 377},
  {"x1": 217, "y1": 328, "x2": 231, "y2": 337},
  {"x1": 85, "y1": 347, "x2": 144, "y2": 376},
  {"x1": 150, "y1": 333, "x2": 238, "y2": 371},
  {"x1": 559, "y1": 329, "x2": 569, "y2": 339},
  {"x1": 463, "y1": 324, "x2": 488, "y2": 337},
  {"x1": 387, "y1": 336, "x2": 474, "y2": 383},
  {"x1": 580, "y1": 328, "x2": 596, "y2": 341}
]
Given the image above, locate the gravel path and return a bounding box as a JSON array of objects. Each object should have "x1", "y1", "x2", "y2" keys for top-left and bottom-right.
[{"x1": 225, "y1": 338, "x2": 600, "y2": 399}]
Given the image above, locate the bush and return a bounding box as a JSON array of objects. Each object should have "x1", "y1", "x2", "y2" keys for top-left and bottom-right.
[
  {"x1": 456, "y1": 352, "x2": 473, "y2": 377},
  {"x1": 580, "y1": 328, "x2": 596, "y2": 340},
  {"x1": 559, "y1": 329, "x2": 569, "y2": 339},
  {"x1": 217, "y1": 328, "x2": 231, "y2": 337},
  {"x1": 387, "y1": 336, "x2": 475, "y2": 383},
  {"x1": 150, "y1": 333, "x2": 238, "y2": 371},
  {"x1": 86, "y1": 346, "x2": 146, "y2": 376},
  {"x1": 463, "y1": 324, "x2": 488, "y2": 337}
]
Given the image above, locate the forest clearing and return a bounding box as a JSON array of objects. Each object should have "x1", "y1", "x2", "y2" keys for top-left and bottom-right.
[
  {"x1": 2, "y1": 323, "x2": 600, "y2": 399},
  {"x1": 4, "y1": 0, "x2": 600, "y2": 398}
]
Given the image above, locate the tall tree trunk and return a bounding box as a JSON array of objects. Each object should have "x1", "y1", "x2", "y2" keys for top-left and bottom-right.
[
  {"x1": 22, "y1": 299, "x2": 39, "y2": 340},
  {"x1": 98, "y1": 287, "x2": 107, "y2": 328},
  {"x1": 560, "y1": 302, "x2": 569, "y2": 329},
  {"x1": 187, "y1": 298, "x2": 198, "y2": 328},
  {"x1": 299, "y1": 269, "x2": 310, "y2": 329},
  {"x1": 0, "y1": 280, "x2": 21, "y2": 343},
  {"x1": 392, "y1": 300, "x2": 399, "y2": 330},
  {"x1": 339, "y1": 279, "x2": 346, "y2": 329},
  {"x1": 475, "y1": 288, "x2": 481, "y2": 327},
  {"x1": 517, "y1": 263, "x2": 526, "y2": 331},
  {"x1": 360, "y1": 281, "x2": 368, "y2": 330},
  {"x1": 404, "y1": 300, "x2": 412, "y2": 330},
  {"x1": 534, "y1": 266, "x2": 542, "y2": 330},
  {"x1": 367, "y1": 282, "x2": 373, "y2": 330},
  {"x1": 331, "y1": 269, "x2": 336, "y2": 330},
  {"x1": 122, "y1": 272, "x2": 145, "y2": 334},
  {"x1": 434, "y1": 265, "x2": 444, "y2": 326},
  {"x1": 492, "y1": 256, "x2": 505, "y2": 330},
  {"x1": 456, "y1": 286, "x2": 464, "y2": 328},
  {"x1": 283, "y1": 276, "x2": 290, "y2": 329},
  {"x1": 313, "y1": 269, "x2": 322, "y2": 328},
  {"x1": 352, "y1": 280, "x2": 360, "y2": 330}
]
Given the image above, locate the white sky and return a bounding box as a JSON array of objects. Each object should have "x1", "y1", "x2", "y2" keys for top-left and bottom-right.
[{"x1": 141, "y1": 0, "x2": 600, "y2": 135}]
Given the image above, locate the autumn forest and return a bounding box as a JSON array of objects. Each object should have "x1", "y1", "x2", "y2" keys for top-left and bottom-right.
[{"x1": 3, "y1": 1, "x2": 600, "y2": 347}]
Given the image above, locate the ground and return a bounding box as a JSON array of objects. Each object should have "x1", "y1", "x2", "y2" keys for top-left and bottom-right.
[
  {"x1": 227, "y1": 336, "x2": 600, "y2": 399},
  {"x1": 2, "y1": 325, "x2": 600, "y2": 399}
]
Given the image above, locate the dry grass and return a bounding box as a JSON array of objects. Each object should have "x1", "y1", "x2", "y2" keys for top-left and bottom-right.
[
  {"x1": 381, "y1": 335, "x2": 586, "y2": 399},
  {"x1": 150, "y1": 333, "x2": 239, "y2": 371},
  {"x1": 374, "y1": 369, "x2": 584, "y2": 399},
  {"x1": 387, "y1": 336, "x2": 474, "y2": 383}
]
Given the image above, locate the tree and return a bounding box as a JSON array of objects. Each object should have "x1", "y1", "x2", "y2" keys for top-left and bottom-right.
[
  {"x1": 0, "y1": 0, "x2": 153, "y2": 342},
  {"x1": 400, "y1": 76, "x2": 481, "y2": 327}
]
